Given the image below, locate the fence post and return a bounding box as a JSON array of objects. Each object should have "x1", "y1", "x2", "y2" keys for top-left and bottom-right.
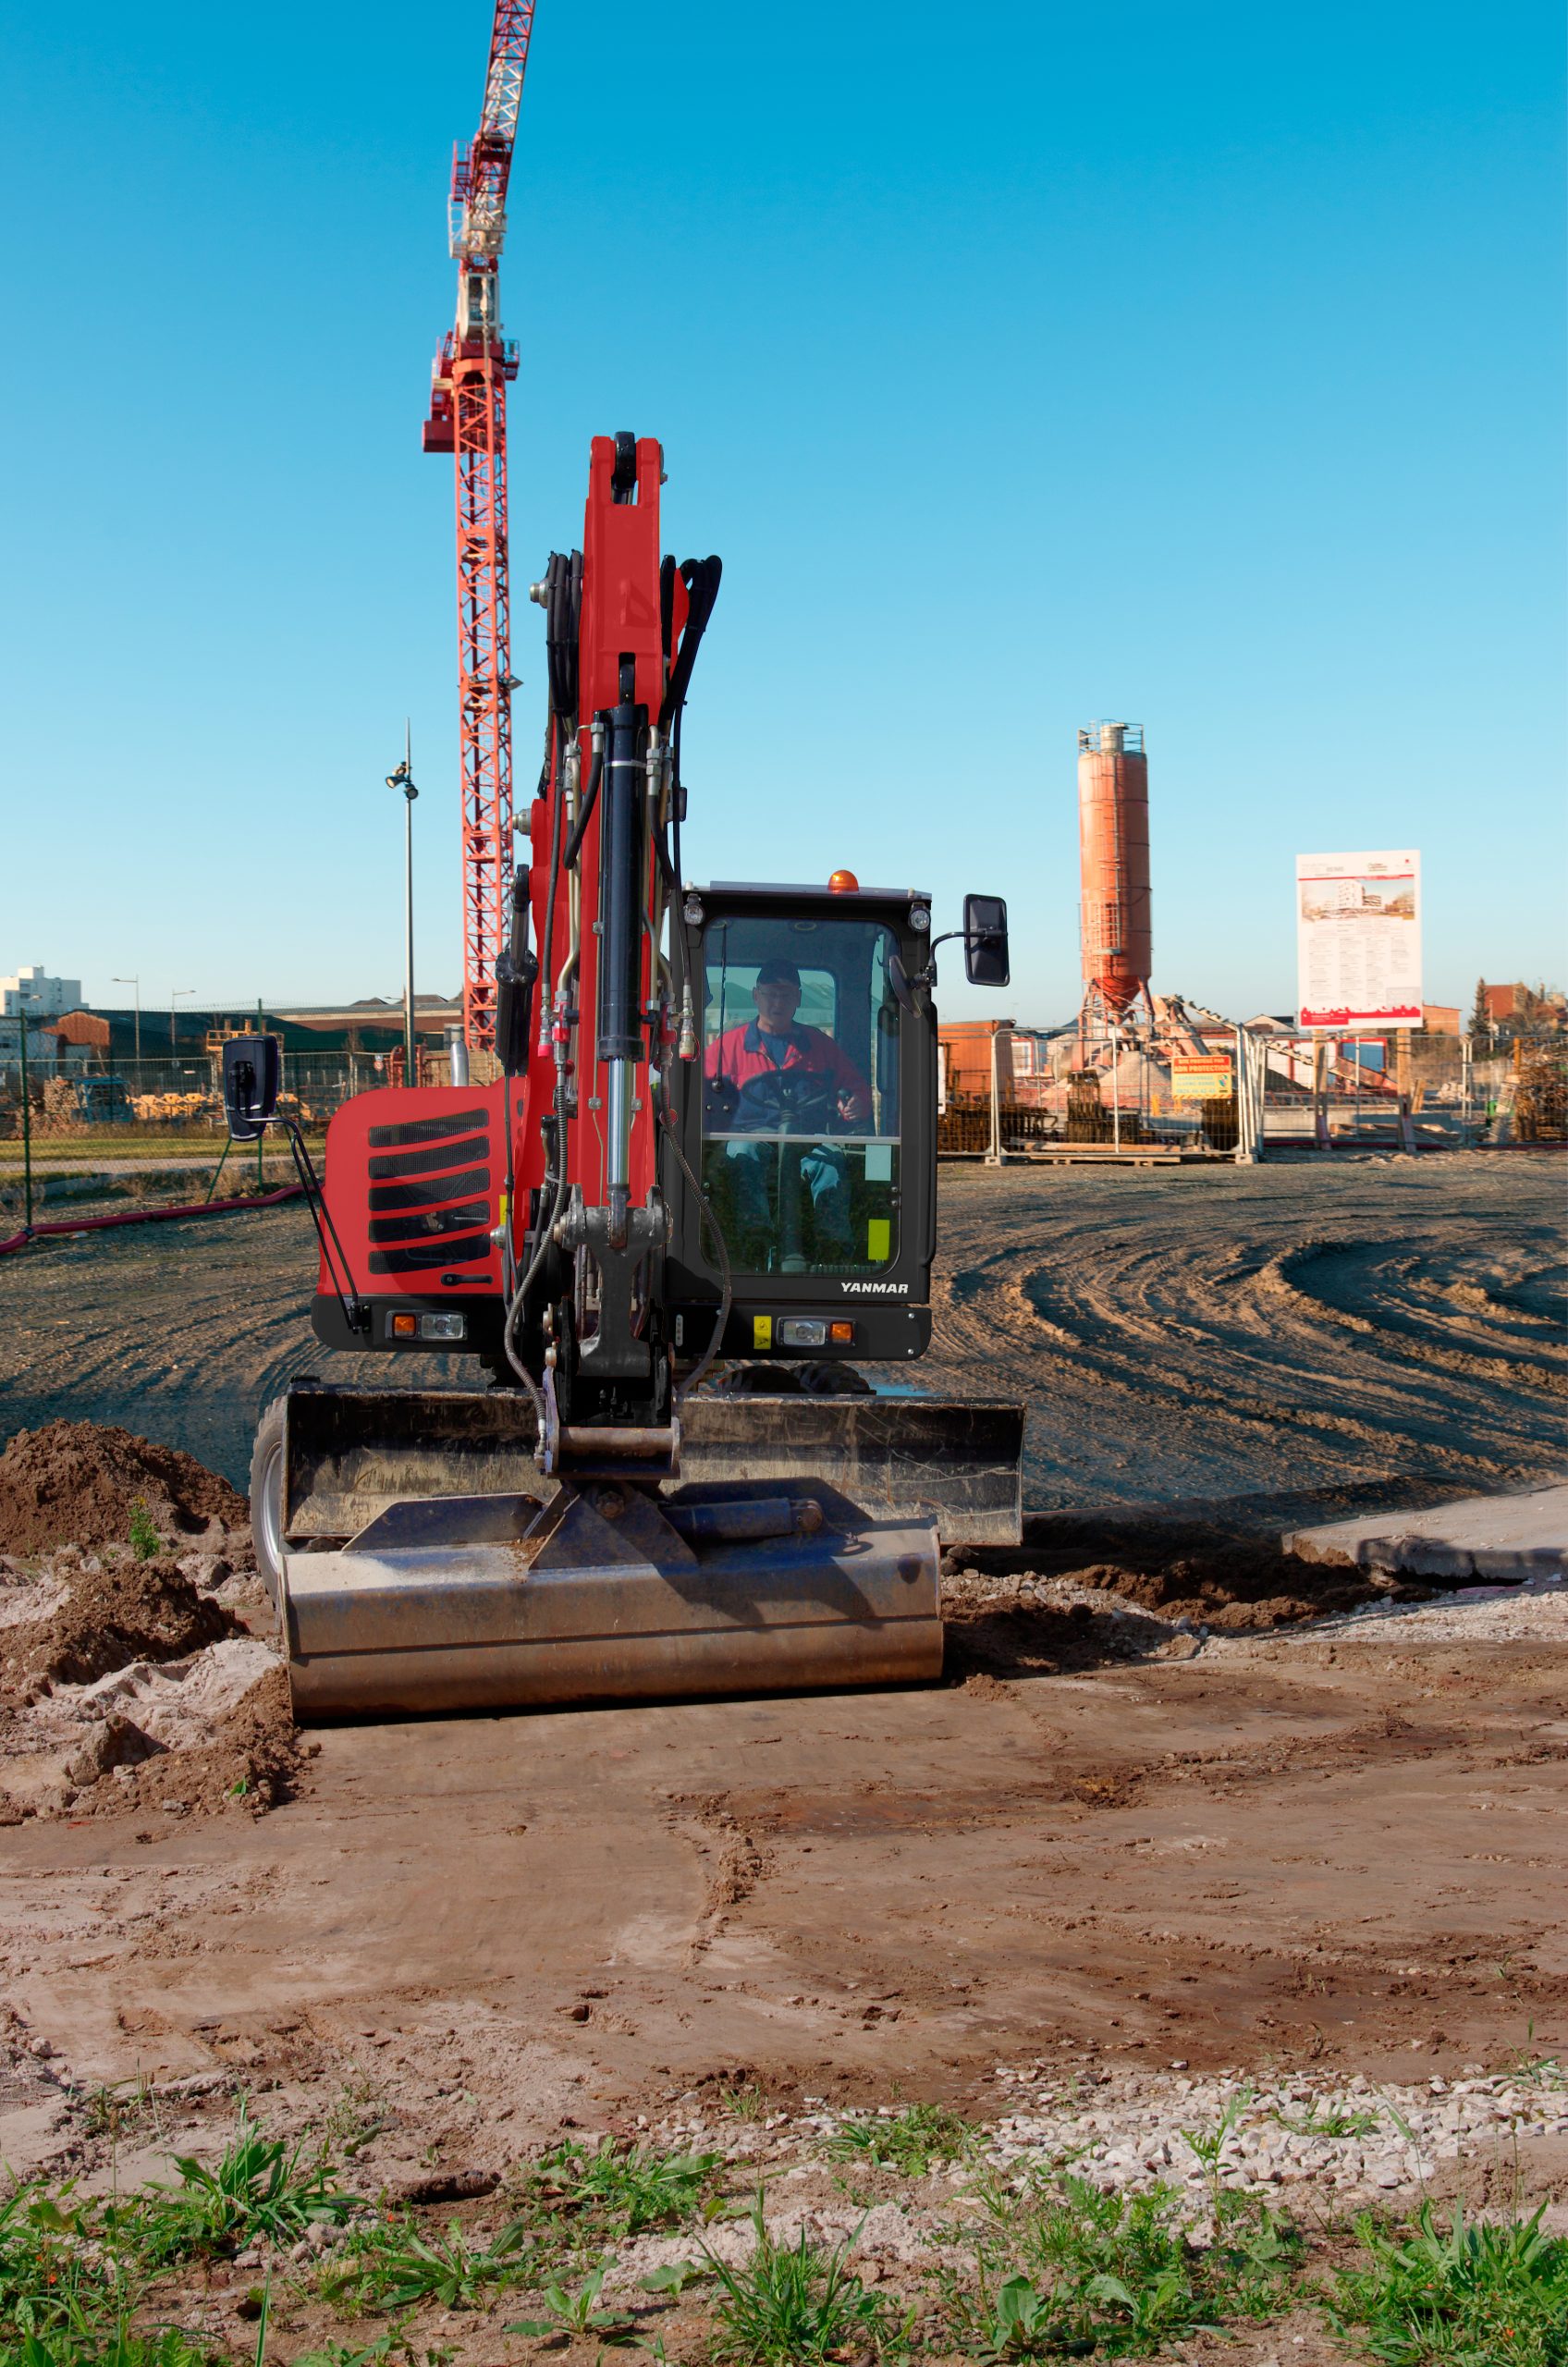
[
  {"x1": 18, "y1": 1011, "x2": 33, "y2": 1230},
  {"x1": 1313, "y1": 1036, "x2": 1329, "y2": 1149},
  {"x1": 1233, "y1": 1026, "x2": 1262, "y2": 1164},
  {"x1": 985, "y1": 1026, "x2": 1003, "y2": 1166}
]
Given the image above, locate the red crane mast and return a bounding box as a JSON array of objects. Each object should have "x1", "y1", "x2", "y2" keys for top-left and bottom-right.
[{"x1": 423, "y1": 1, "x2": 537, "y2": 1054}]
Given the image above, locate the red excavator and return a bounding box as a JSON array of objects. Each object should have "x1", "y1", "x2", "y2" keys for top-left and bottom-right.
[{"x1": 228, "y1": 434, "x2": 1023, "y2": 1720}]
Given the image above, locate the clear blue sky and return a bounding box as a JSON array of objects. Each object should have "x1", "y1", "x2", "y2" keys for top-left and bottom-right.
[{"x1": 2, "y1": 0, "x2": 1562, "y2": 1025}]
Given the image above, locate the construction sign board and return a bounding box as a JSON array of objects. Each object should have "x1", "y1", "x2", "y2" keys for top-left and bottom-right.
[
  {"x1": 1170, "y1": 1054, "x2": 1233, "y2": 1100},
  {"x1": 1296, "y1": 851, "x2": 1422, "y2": 1031}
]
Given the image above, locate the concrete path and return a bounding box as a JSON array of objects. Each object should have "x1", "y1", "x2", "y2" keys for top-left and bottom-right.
[{"x1": 1284, "y1": 1479, "x2": 1568, "y2": 1580}]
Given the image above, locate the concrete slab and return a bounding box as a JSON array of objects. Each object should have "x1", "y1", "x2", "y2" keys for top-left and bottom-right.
[{"x1": 1284, "y1": 1480, "x2": 1568, "y2": 1581}]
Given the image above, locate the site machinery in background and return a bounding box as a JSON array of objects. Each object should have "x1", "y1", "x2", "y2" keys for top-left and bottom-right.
[
  {"x1": 236, "y1": 435, "x2": 1023, "y2": 1722},
  {"x1": 422, "y1": 1, "x2": 536, "y2": 1055},
  {"x1": 1075, "y1": 721, "x2": 1153, "y2": 1055}
]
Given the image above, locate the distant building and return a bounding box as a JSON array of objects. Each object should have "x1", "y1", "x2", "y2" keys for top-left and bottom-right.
[
  {"x1": 1420, "y1": 1004, "x2": 1460, "y2": 1036},
  {"x1": 937, "y1": 1019, "x2": 1015, "y2": 1105},
  {"x1": 1, "y1": 964, "x2": 81, "y2": 1018},
  {"x1": 1479, "y1": 983, "x2": 1567, "y2": 1036}
]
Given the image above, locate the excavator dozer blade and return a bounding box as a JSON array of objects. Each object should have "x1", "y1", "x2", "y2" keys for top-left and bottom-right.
[
  {"x1": 279, "y1": 1380, "x2": 1024, "y2": 1550},
  {"x1": 271, "y1": 1381, "x2": 1023, "y2": 1723}
]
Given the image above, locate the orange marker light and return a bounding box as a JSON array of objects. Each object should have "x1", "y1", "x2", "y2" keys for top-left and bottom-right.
[
  {"x1": 829, "y1": 1320, "x2": 855, "y2": 1343},
  {"x1": 391, "y1": 1313, "x2": 418, "y2": 1338},
  {"x1": 828, "y1": 868, "x2": 860, "y2": 892}
]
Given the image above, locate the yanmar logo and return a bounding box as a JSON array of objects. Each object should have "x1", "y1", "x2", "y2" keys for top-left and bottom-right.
[{"x1": 840, "y1": 1281, "x2": 908, "y2": 1296}]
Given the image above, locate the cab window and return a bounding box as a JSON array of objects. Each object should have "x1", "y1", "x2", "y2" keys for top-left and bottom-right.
[{"x1": 698, "y1": 916, "x2": 900, "y2": 1277}]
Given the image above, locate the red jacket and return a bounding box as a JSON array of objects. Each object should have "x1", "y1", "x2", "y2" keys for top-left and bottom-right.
[{"x1": 705, "y1": 1021, "x2": 871, "y2": 1125}]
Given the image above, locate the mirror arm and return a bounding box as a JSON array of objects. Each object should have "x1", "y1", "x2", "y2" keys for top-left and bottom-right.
[{"x1": 912, "y1": 928, "x2": 988, "y2": 987}]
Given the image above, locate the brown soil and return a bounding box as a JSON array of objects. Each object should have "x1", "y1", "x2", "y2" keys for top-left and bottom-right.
[
  {"x1": 0, "y1": 1419, "x2": 247, "y2": 1558},
  {"x1": 100, "y1": 1665, "x2": 305, "y2": 1821},
  {"x1": 3, "y1": 1557, "x2": 236, "y2": 1691},
  {"x1": 943, "y1": 1516, "x2": 1441, "y2": 1679}
]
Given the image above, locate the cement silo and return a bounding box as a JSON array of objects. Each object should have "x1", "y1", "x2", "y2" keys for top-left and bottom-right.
[{"x1": 1077, "y1": 720, "x2": 1152, "y2": 1024}]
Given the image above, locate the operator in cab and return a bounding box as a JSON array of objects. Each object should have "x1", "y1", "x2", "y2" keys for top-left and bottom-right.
[{"x1": 704, "y1": 959, "x2": 871, "y2": 1264}]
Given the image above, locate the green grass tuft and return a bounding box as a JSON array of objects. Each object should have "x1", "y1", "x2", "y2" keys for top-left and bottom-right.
[
  {"x1": 1329, "y1": 2201, "x2": 1568, "y2": 2366},
  {"x1": 826, "y1": 2103, "x2": 977, "y2": 2177},
  {"x1": 700, "y1": 2195, "x2": 912, "y2": 2364}
]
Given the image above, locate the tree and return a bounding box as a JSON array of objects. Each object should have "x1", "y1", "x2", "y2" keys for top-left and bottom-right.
[{"x1": 1468, "y1": 977, "x2": 1489, "y2": 1049}]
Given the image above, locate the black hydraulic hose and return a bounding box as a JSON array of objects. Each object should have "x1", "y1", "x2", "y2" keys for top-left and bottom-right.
[
  {"x1": 537, "y1": 711, "x2": 568, "y2": 1046},
  {"x1": 658, "y1": 556, "x2": 722, "y2": 735},
  {"x1": 561, "y1": 727, "x2": 606, "y2": 874},
  {"x1": 660, "y1": 1069, "x2": 732, "y2": 1403}
]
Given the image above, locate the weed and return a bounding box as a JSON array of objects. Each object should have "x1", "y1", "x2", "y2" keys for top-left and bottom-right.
[
  {"x1": 640, "y1": 2259, "x2": 713, "y2": 2297},
  {"x1": 348, "y1": 2216, "x2": 535, "y2": 2311},
  {"x1": 1272, "y1": 2103, "x2": 1381, "y2": 2140},
  {"x1": 826, "y1": 2104, "x2": 975, "y2": 2177},
  {"x1": 150, "y1": 2104, "x2": 352, "y2": 2253},
  {"x1": 718, "y1": 2080, "x2": 770, "y2": 2122},
  {"x1": 1177, "y1": 2088, "x2": 1253, "y2": 2227},
  {"x1": 1501, "y1": 2032, "x2": 1567, "y2": 2092},
  {"x1": 317, "y1": 2070, "x2": 392, "y2": 2160},
  {"x1": 507, "y1": 2263, "x2": 638, "y2": 2343},
  {"x1": 12, "y1": 2331, "x2": 214, "y2": 2366},
  {"x1": 1328, "y1": 2201, "x2": 1568, "y2": 2366},
  {"x1": 128, "y1": 1500, "x2": 161, "y2": 1560},
  {"x1": 83, "y1": 2076, "x2": 163, "y2": 2145},
  {"x1": 521, "y1": 2136, "x2": 725, "y2": 2237},
  {"x1": 291, "y1": 2322, "x2": 423, "y2": 2367},
  {"x1": 699, "y1": 2195, "x2": 911, "y2": 2365},
  {"x1": 954, "y1": 2164, "x2": 1301, "y2": 2359},
  {"x1": 964, "y1": 2271, "x2": 1093, "y2": 2361}
]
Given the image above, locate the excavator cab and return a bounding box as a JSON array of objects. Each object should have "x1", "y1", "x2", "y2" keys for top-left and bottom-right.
[
  {"x1": 668, "y1": 883, "x2": 937, "y2": 1365},
  {"x1": 250, "y1": 435, "x2": 1023, "y2": 1721}
]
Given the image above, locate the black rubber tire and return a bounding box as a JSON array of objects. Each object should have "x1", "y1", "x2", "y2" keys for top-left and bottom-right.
[{"x1": 250, "y1": 1395, "x2": 287, "y2": 1608}]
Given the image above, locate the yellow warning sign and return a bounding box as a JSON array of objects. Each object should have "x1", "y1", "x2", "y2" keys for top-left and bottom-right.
[{"x1": 1170, "y1": 1056, "x2": 1233, "y2": 1100}]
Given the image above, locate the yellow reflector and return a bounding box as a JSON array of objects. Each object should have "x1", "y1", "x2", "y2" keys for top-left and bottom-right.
[
  {"x1": 866, "y1": 1219, "x2": 891, "y2": 1262},
  {"x1": 753, "y1": 1315, "x2": 774, "y2": 1349}
]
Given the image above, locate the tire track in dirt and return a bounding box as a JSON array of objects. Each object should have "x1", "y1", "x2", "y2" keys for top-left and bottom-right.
[{"x1": 926, "y1": 1156, "x2": 1565, "y2": 1515}]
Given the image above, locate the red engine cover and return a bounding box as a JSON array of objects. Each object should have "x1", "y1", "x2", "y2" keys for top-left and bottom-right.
[{"x1": 319, "y1": 1082, "x2": 506, "y2": 1302}]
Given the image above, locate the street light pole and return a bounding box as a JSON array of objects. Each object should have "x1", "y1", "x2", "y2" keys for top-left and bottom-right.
[
  {"x1": 171, "y1": 988, "x2": 193, "y2": 1050},
  {"x1": 113, "y1": 976, "x2": 141, "y2": 1066},
  {"x1": 387, "y1": 729, "x2": 418, "y2": 1085}
]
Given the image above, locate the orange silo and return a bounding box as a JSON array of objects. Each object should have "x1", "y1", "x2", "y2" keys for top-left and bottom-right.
[{"x1": 1077, "y1": 721, "x2": 1152, "y2": 1019}]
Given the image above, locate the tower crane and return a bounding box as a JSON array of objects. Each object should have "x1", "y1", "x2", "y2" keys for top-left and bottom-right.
[{"x1": 423, "y1": 1, "x2": 537, "y2": 1054}]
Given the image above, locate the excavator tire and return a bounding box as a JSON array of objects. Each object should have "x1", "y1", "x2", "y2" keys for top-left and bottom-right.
[{"x1": 250, "y1": 1395, "x2": 287, "y2": 1608}]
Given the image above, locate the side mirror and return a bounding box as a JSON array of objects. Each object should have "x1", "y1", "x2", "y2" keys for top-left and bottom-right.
[
  {"x1": 963, "y1": 893, "x2": 1011, "y2": 987},
  {"x1": 222, "y1": 1034, "x2": 281, "y2": 1141}
]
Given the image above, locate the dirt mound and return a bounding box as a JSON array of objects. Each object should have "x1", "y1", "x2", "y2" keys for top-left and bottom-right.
[
  {"x1": 3, "y1": 1559, "x2": 236, "y2": 1692},
  {"x1": 104, "y1": 1665, "x2": 304, "y2": 1820},
  {"x1": 0, "y1": 1421, "x2": 248, "y2": 1559},
  {"x1": 950, "y1": 1514, "x2": 1437, "y2": 1636}
]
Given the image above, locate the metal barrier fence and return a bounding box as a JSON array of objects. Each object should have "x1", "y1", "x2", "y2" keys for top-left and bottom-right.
[
  {"x1": 0, "y1": 1050, "x2": 396, "y2": 1232},
  {"x1": 4, "y1": 1025, "x2": 1558, "y2": 1237},
  {"x1": 940, "y1": 1029, "x2": 1565, "y2": 1166}
]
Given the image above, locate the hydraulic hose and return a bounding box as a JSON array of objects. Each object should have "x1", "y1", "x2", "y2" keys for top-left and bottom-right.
[
  {"x1": 659, "y1": 1060, "x2": 733, "y2": 1404},
  {"x1": 561, "y1": 726, "x2": 606, "y2": 874}
]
